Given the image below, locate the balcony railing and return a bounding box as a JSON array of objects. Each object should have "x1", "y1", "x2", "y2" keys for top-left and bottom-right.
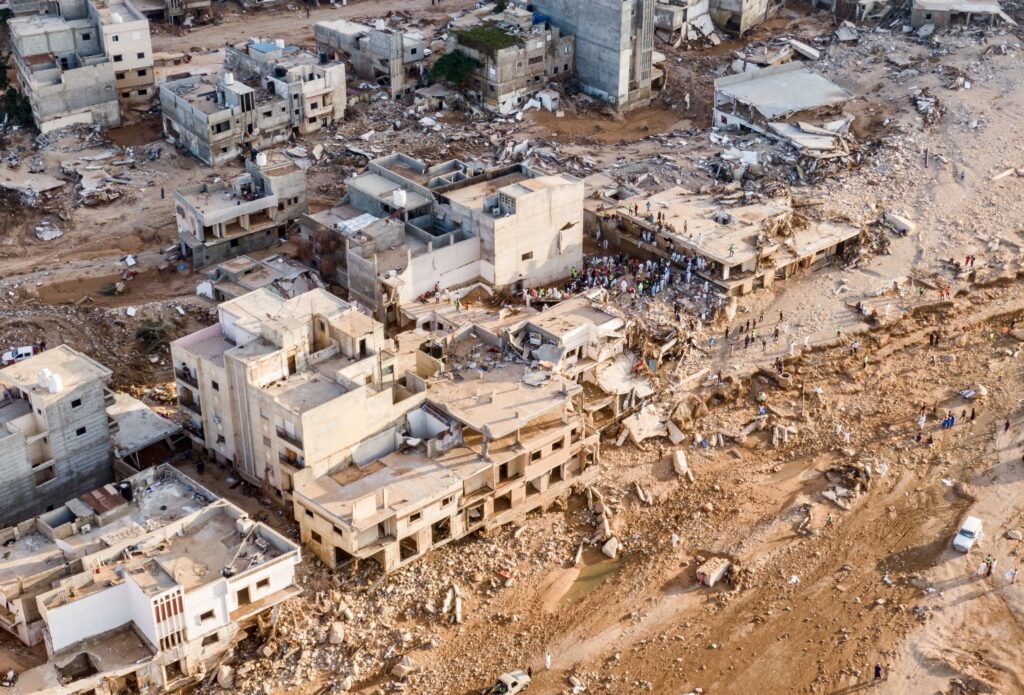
[
  {"x1": 276, "y1": 427, "x2": 303, "y2": 449},
  {"x1": 175, "y1": 369, "x2": 199, "y2": 389}
]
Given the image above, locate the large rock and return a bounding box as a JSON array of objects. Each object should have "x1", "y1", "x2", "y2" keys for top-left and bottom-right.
[
  {"x1": 328, "y1": 621, "x2": 346, "y2": 645},
  {"x1": 391, "y1": 655, "x2": 417, "y2": 678},
  {"x1": 216, "y1": 665, "x2": 235, "y2": 689},
  {"x1": 1007, "y1": 529, "x2": 1022, "y2": 541},
  {"x1": 601, "y1": 537, "x2": 620, "y2": 559}
]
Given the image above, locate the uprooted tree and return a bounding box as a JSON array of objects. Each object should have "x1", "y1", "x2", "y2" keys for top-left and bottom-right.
[
  {"x1": 428, "y1": 50, "x2": 481, "y2": 86},
  {"x1": 0, "y1": 47, "x2": 33, "y2": 127}
]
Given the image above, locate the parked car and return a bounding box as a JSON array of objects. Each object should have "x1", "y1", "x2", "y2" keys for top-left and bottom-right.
[
  {"x1": 1, "y1": 346, "x2": 35, "y2": 366},
  {"x1": 953, "y1": 515, "x2": 983, "y2": 552},
  {"x1": 484, "y1": 670, "x2": 531, "y2": 694}
]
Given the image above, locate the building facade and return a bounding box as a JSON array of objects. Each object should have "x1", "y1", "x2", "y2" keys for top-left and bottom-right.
[
  {"x1": 314, "y1": 18, "x2": 426, "y2": 99},
  {"x1": 0, "y1": 346, "x2": 117, "y2": 526},
  {"x1": 170, "y1": 289, "x2": 422, "y2": 505},
  {"x1": 173, "y1": 151, "x2": 307, "y2": 267},
  {"x1": 521, "y1": 0, "x2": 655, "y2": 110}
]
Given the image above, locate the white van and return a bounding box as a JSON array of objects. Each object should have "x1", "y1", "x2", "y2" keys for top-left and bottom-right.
[{"x1": 953, "y1": 516, "x2": 983, "y2": 552}]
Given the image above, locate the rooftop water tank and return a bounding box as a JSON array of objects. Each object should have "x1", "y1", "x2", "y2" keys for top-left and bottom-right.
[
  {"x1": 224, "y1": 72, "x2": 235, "y2": 85},
  {"x1": 46, "y1": 373, "x2": 63, "y2": 394},
  {"x1": 274, "y1": 38, "x2": 285, "y2": 49},
  {"x1": 111, "y1": 12, "x2": 123, "y2": 23},
  {"x1": 393, "y1": 188, "x2": 407, "y2": 207},
  {"x1": 255, "y1": 151, "x2": 268, "y2": 166},
  {"x1": 37, "y1": 368, "x2": 52, "y2": 388}
]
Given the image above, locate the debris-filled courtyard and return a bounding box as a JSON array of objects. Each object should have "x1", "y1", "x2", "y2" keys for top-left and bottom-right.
[{"x1": 1, "y1": 0, "x2": 1024, "y2": 692}]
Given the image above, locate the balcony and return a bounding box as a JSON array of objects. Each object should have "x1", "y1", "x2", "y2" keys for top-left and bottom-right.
[
  {"x1": 180, "y1": 399, "x2": 202, "y2": 416},
  {"x1": 103, "y1": 389, "x2": 116, "y2": 408},
  {"x1": 279, "y1": 452, "x2": 304, "y2": 470},
  {"x1": 276, "y1": 427, "x2": 303, "y2": 449},
  {"x1": 175, "y1": 369, "x2": 199, "y2": 389}
]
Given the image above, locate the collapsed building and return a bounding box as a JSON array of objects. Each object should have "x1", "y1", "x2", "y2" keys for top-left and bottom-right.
[
  {"x1": 292, "y1": 298, "x2": 604, "y2": 573},
  {"x1": 299, "y1": 153, "x2": 585, "y2": 328},
  {"x1": 160, "y1": 40, "x2": 345, "y2": 167},
  {"x1": 173, "y1": 150, "x2": 307, "y2": 267},
  {"x1": 517, "y1": 0, "x2": 658, "y2": 110},
  {"x1": 713, "y1": 62, "x2": 858, "y2": 169},
  {"x1": 0, "y1": 346, "x2": 181, "y2": 527},
  {"x1": 654, "y1": 0, "x2": 718, "y2": 46},
  {"x1": 0, "y1": 465, "x2": 300, "y2": 694},
  {"x1": 170, "y1": 288, "x2": 422, "y2": 505},
  {"x1": 708, "y1": 0, "x2": 782, "y2": 35},
  {"x1": 314, "y1": 18, "x2": 427, "y2": 100},
  {"x1": 197, "y1": 254, "x2": 324, "y2": 303},
  {"x1": 447, "y1": 6, "x2": 574, "y2": 115},
  {"x1": 909, "y1": 0, "x2": 1017, "y2": 29},
  {"x1": 605, "y1": 186, "x2": 861, "y2": 295},
  {"x1": 7, "y1": 0, "x2": 154, "y2": 133}
]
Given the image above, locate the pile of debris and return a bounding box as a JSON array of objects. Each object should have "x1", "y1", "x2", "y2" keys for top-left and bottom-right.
[{"x1": 822, "y1": 460, "x2": 873, "y2": 510}]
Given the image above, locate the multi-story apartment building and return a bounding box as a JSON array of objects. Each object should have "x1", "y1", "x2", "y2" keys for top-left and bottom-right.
[
  {"x1": 0, "y1": 346, "x2": 117, "y2": 526},
  {"x1": 328, "y1": 153, "x2": 584, "y2": 326},
  {"x1": 448, "y1": 7, "x2": 574, "y2": 115},
  {"x1": 0, "y1": 464, "x2": 300, "y2": 694},
  {"x1": 92, "y1": 0, "x2": 155, "y2": 108},
  {"x1": 7, "y1": 0, "x2": 153, "y2": 132},
  {"x1": 294, "y1": 333, "x2": 600, "y2": 573},
  {"x1": 170, "y1": 288, "x2": 423, "y2": 504},
  {"x1": 224, "y1": 38, "x2": 346, "y2": 136},
  {"x1": 173, "y1": 150, "x2": 308, "y2": 267},
  {"x1": 314, "y1": 18, "x2": 427, "y2": 99},
  {"x1": 521, "y1": 0, "x2": 656, "y2": 110},
  {"x1": 161, "y1": 40, "x2": 345, "y2": 166},
  {"x1": 160, "y1": 72, "x2": 291, "y2": 167}
]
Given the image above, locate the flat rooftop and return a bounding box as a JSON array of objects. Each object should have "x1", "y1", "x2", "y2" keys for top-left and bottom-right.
[
  {"x1": 107, "y1": 393, "x2": 181, "y2": 458},
  {"x1": 0, "y1": 345, "x2": 111, "y2": 404},
  {"x1": 526, "y1": 295, "x2": 621, "y2": 339},
  {"x1": 174, "y1": 323, "x2": 233, "y2": 368},
  {"x1": 913, "y1": 0, "x2": 1005, "y2": 10},
  {"x1": 166, "y1": 75, "x2": 224, "y2": 114},
  {"x1": 262, "y1": 356, "x2": 352, "y2": 413},
  {"x1": 348, "y1": 172, "x2": 432, "y2": 211},
  {"x1": 715, "y1": 62, "x2": 852, "y2": 120},
  {"x1": 15, "y1": 624, "x2": 155, "y2": 694},
  {"x1": 427, "y1": 363, "x2": 580, "y2": 440},
  {"x1": 618, "y1": 187, "x2": 792, "y2": 267},
  {"x1": 444, "y1": 172, "x2": 529, "y2": 210},
  {"x1": 178, "y1": 181, "x2": 275, "y2": 218},
  {"x1": 298, "y1": 442, "x2": 487, "y2": 526},
  {"x1": 303, "y1": 203, "x2": 375, "y2": 234}
]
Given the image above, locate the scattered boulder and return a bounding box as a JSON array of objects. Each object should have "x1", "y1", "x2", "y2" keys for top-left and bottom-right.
[
  {"x1": 216, "y1": 665, "x2": 235, "y2": 689},
  {"x1": 601, "y1": 537, "x2": 620, "y2": 559},
  {"x1": 328, "y1": 621, "x2": 346, "y2": 645}
]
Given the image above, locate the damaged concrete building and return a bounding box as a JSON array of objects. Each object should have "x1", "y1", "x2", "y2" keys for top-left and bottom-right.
[
  {"x1": 301, "y1": 153, "x2": 584, "y2": 327},
  {"x1": 161, "y1": 41, "x2": 344, "y2": 167},
  {"x1": 654, "y1": 0, "x2": 718, "y2": 46},
  {"x1": 607, "y1": 187, "x2": 861, "y2": 295},
  {"x1": 224, "y1": 38, "x2": 346, "y2": 135},
  {"x1": 909, "y1": 0, "x2": 1017, "y2": 29},
  {"x1": 8, "y1": 0, "x2": 154, "y2": 132},
  {"x1": 197, "y1": 254, "x2": 323, "y2": 303},
  {"x1": 173, "y1": 150, "x2": 307, "y2": 268},
  {"x1": 170, "y1": 288, "x2": 422, "y2": 505},
  {"x1": 0, "y1": 345, "x2": 182, "y2": 526},
  {"x1": 708, "y1": 0, "x2": 782, "y2": 35},
  {"x1": 314, "y1": 18, "x2": 427, "y2": 100},
  {"x1": 294, "y1": 340, "x2": 600, "y2": 572},
  {"x1": 519, "y1": 0, "x2": 657, "y2": 110},
  {"x1": 0, "y1": 347, "x2": 118, "y2": 526},
  {"x1": 713, "y1": 61, "x2": 856, "y2": 161},
  {"x1": 447, "y1": 6, "x2": 574, "y2": 115},
  {"x1": 0, "y1": 465, "x2": 300, "y2": 694}
]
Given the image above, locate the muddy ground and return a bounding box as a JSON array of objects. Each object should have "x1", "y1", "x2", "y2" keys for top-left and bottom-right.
[{"x1": 2, "y1": 0, "x2": 1024, "y2": 693}]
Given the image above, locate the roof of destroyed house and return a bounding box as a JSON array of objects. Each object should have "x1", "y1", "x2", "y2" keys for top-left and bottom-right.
[
  {"x1": 296, "y1": 443, "x2": 488, "y2": 526},
  {"x1": 210, "y1": 254, "x2": 314, "y2": 296},
  {"x1": 524, "y1": 294, "x2": 622, "y2": 340},
  {"x1": 0, "y1": 467, "x2": 215, "y2": 588},
  {"x1": 222, "y1": 288, "x2": 366, "y2": 338},
  {"x1": 165, "y1": 75, "x2": 227, "y2": 114},
  {"x1": 617, "y1": 187, "x2": 792, "y2": 266},
  {"x1": 14, "y1": 625, "x2": 156, "y2": 693},
  {"x1": 715, "y1": 62, "x2": 853, "y2": 120},
  {"x1": 302, "y1": 203, "x2": 377, "y2": 234},
  {"x1": 400, "y1": 297, "x2": 537, "y2": 336},
  {"x1": 912, "y1": 0, "x2": 1005, "y2": 11},
  {"x1": 42, "y1": 509, "x2": 292, "y2": 608},
  {"x1": 0, "y1": 345, "x2": 111, "y2": 401},
  {"x1": 107, "y1": 392, "x2": 182, "y2": 458},
  {"x1": 426, "y1": 364, "x2": 580, "y2": 439},
  {"x1": 176, "y1": 180, "x2": 274, "y2": 217}
]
